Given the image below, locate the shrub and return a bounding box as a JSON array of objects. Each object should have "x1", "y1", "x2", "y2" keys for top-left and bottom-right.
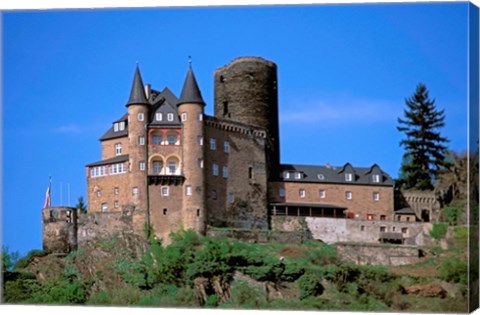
[
  {"x1": 14, "y1": 249, "x2": 46, "y2": 270},
  {"x1": 439, "y1": 257, "x2": 468, "y2": 284},
  {"x1": 297, "y1": 272, "x2": 323, "y2": 300},
  {"x1": 443, "y1": 200, "x2": 465, "y2": 226},
  {"x1": 228, "y1": 280, "x2": 267, "y2": 308},
  {"x1": 429, "y1": 223, "x2": 448, "y2": 240}
]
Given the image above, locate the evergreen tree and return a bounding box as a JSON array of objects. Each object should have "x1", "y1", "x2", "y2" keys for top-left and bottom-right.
[
  {"x1": 76, "y1": 196, "x2": 87, "y2": 213},
  {"x1": 397, "y1": 83, "x2": 450, "y2": 190}
]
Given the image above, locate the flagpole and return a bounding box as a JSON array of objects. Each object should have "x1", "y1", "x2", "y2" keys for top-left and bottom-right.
[{"x1": 49, "y1": 176, "x2": 52, "y2": 207}]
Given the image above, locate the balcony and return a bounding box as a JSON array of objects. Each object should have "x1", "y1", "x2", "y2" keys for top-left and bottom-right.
[{"x1": 148, "y1": 174, "x2": 184, "y2": 186}]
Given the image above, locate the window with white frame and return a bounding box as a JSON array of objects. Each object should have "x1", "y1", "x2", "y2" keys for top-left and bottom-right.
[
  {"x1": 115, "y1": 143, "x2": 122, "y2": 156},
  {"x1": 162, "y1": 186, "x2": 169, "y2": 196},
  {"x1": 181, "y1": 112, "x2": 187, "y2": 122},
  {"x1": 114, "y1": 187, "x2": 119, "y2": 195},
  {"x1": 197, "y1": 136, "x2": 203, "y2": 145},
  {"x1": 283, "y1": 171, "x2": 290, "y2": 179},
  {"x1": 222, "y1": 166, "x2": 228, "y2": 178},
  {"x1": 210, "y1": 138, "x2": 216, "y2": 150},
  {"x1": 91, "y1": 166, "x2": 107, "y2": 177},
  {"x1": 138, "y1": 113, "x2": 144, "y2": 121},
  {"x1": 97, "y1": 190, "x2": 101, "y2": 197},
  {"x1": 119, "y1": 121, "x2": 125, "y2": 130},
  {"x1": 138, "y1": 136, "x2": 145, "y2": 145},
  {"x1": 132, "y1": 187, "x2": 139, "y2": 197},
  {"x1": 114, "y1": 200, "x2": 119, "y2": 208},
  {"x1": 186, "y1": 185, "x2": 192, "y2": 196},
  {"x1": 167, "y1": 113, "x2": 174, "y2": 121},
  {"x1": 213, "y1": 164, "x2": 219, "y2": 176},
  {"x1": 167, "y1": 160, "x2": 177, "y2": 175},
  {"x1": 153, "y1": 161, "x2": 163, "y2": 175},
  {"x1": 113, "y1": 123, "x2": 119, "y2": 132},
  {"x1": 372, "y1": 174, "x2": 381, "y2": 183},
  {"x1": 224, "y1": 141, "x2": 230, "y2": 153},
  {"x1": 345, "y1": 173, "x2": 353, "y2": 181},
  {"x1": 319, "y1": 190, "x2": 326, "y2": 198},
  {"x1": 346, "y1": 191, "x2": 352, "y2": 200},
  {"x1": 299, "y1": 189, "x2": 306, "y2": 198},
  {"x1": 197, "y1": 113, "x2": 203, "y2": 121},
  {"x1": 109, "y1": 163, "x2": 126, "y2": 175},
  {"x1": 198, "y1": 159, "x2": 204, "y2": 169},
  {"x1": 373, "y1": 192, "x2": 380, "y2": 201},
  {"x1": 101, "y1": 203, "x2": 108, "y2": 212},
  {"x1": 139, "y1": 161, "x2": 145, "y2": 171},
  {"x1": 317, "y1": 174, "x2": 325, "y2": 180},
  {"x1": 278, "y1": 188, "x2": 285, "y2": 197},
  {"x1": 156, "y1": 113, "x2": 162, "y2": 121},
  {"x1": 295, "y1": 172, "x2": 302, "y2": 179}
]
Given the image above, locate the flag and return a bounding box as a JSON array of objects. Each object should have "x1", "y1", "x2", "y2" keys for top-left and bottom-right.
[{"x1": 44, "y1": 178, "x2": 51, "y2": 208}]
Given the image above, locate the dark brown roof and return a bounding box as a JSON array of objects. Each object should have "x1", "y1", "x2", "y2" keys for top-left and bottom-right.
[{"x1": 86, "y1": 154, "x2": 129, "y2": 167}]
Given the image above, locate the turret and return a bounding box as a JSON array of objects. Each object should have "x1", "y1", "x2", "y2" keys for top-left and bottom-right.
[
  {"x1": 126, "y1": 65, "x2": 150, "y2": 213},
  {"x1": 177, "y1": 64, "x2": 206, "y2": 234}
]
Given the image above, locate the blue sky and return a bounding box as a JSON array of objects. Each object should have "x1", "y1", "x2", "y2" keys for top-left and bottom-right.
[{"x1": 2, "y1": 2, "x2": 471, "y2": 254}]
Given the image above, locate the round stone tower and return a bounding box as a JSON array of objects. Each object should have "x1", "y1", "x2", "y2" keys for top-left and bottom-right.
[
  {"x1": 126, "y1": 65, "x2": 150, "y2": 213},
  {"x1": 214, "y1": 57, "x2": 280, "y2": 179},
  {"x1": 178, "y1": 66, "x2": 206, "y2": 234}
]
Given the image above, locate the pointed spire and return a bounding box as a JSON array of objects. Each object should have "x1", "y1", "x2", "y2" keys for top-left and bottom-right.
[
  {"x1": 126, "y1": 64, "x2": 149, "y2": 107},
  {"x1": 177, "y1": 61, "x2": 205, "y2": 107}
]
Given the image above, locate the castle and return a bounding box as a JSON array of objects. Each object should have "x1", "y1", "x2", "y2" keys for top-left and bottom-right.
[{"x1": 83, "y1": 56, "x2": 398, "y2": 242}]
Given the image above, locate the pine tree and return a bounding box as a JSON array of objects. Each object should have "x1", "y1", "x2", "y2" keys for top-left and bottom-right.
[
  {"x1": 397, "y1": 83, "x2": 450, "y2": 190},
  {"x1": 76, "y1": 196, "x2": 87, "y2": 213}
]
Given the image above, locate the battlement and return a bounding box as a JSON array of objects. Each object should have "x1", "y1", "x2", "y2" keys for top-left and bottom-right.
[{"x1": 204, "y1": 115, "x2": 267, "y2": 138}]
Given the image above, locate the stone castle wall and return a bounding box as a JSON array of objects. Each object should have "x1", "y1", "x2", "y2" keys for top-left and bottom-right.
[{"x1": 335, "y1": 243, "x2": 423, "y2": 266}]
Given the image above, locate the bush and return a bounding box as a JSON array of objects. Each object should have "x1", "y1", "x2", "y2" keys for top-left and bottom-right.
[
  {"x1": 443, "y1": 200, "x2": 465, "y2": 226},
  {"x1": 297, "y1": 272, "x2": 323, "y2": 300},
  {"x1": 439, "y1": 257, "x2": 468, "y2": 284},
  {"x1": 430, "y1": 223, "x2": 448, "y2": 240},
  {"x1": 14, "y1": 249, "x2": 46, "y2": 270},
  {"x1": 227, "y1": 280, "x2": 267, "y2": 308}
]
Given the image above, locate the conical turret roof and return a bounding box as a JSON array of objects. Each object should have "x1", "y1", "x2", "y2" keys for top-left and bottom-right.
[
  {"x1": 177, "y1": 66, "x2": 205, "y2": 106},
  {"x1": 126, "y1": 65, "x2": 150, "y2": 107}
]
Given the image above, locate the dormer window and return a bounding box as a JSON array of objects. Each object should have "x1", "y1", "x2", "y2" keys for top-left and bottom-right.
[
  {"x1": 317, "y1": 174, "x2": 325, "y2": 180},
  {"x1": 167, "y1": 113, "x2": 174, "y2": 121},
  {"x1": 283, "y1": 171, "x2": 290, "y2": 179},
  {"x1": 345, "y1": 173, "x2": 353, "y2": 182},
  {"x1": 113, "y1": 123, "x2": 119, "y2": 132},
  {"x1": 372, "y1": 174, "x2": 381, "y2": 183},
  {"x1": 156, "y1": 113, "x2": 162, "y2": 121},
  {"x1": 295, "y1": 172, "x2": 302, "y2": 179},
  {"x1": 119, "y1": 121, "x2": 125, "y2": 131}
]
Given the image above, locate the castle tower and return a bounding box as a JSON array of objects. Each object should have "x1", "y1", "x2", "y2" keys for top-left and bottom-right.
[
  {"x1": 177, "y1": 65, "x2": 206, "y2": 234},
  {"x1": 126, "y1": 65, "x2": 150, "y2": 215},
  {"x1": 213, "y1": 57, "x2": 280, "y2": 179}
]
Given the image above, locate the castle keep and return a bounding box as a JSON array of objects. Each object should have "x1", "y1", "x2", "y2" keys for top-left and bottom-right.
[{"x1": 80, "y1": 56, "x2": 396, "y2": 242}]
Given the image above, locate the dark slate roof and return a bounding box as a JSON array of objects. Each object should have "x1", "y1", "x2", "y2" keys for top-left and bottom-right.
[
  {"x1": 177, "y1": 67, "x2": 205, "y2": 106},
  {"x1": 270, "y1": 202, "x2": 347, "y2": 210},
  {"x1": 149, "y1": 88, "x2": 181, "y2": 127},
  {"x1": 126, "y1": 65, "x2": 150, "y2": 107},
  {"x1": 99, "y1": 113, "x2": 129, "y2": 141},
  {"x1": 278, "y1": 163, "x2": 394, "y2": 186},
  {"x1": 86, "y1": 154, "x2": 129, "y2": 167},
  {"x1": 394, "y1": 208, "x2": 417, "y2": 215}
]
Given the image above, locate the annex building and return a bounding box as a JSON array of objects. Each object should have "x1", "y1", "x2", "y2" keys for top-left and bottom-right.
[{"x1": 85, "y1": 57, "x2": 395, "y2": 242}]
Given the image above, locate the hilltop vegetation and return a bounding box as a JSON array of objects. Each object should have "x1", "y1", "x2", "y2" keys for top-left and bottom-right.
[{"x1": 2, "y1": 229, "x2": 470, "y2": 312}]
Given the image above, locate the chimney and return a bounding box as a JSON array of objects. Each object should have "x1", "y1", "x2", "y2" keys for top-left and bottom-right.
[
  {"x1": 145, "y1": 83, "x2": 151, "y2": 99},
  {"x1": 326, "y1": 162, "x2": 331, "y2": 169}
]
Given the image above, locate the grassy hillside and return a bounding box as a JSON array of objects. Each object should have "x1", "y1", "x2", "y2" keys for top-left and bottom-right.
[{"x1": 2, "y1": 228, "x2": 469, "y2": 312}]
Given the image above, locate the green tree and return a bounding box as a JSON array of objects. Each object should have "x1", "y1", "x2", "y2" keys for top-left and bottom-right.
[
  {"x1": 397, "y1": 83, "x2": 450, "y2": 190},
  {"x1": 76, "y1": 196, "x2": 87, "y2": 213},
  {"x1": 2, "y1": 245, "x2": 19, "y2": 272}
]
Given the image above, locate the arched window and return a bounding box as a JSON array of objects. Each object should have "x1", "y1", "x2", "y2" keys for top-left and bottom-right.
[
  {"x1": 152, "y1": 160, "x2": 163, "y2": 175},
  {"x1": 151, "y1": 132, "x2": 163, "y2": 145},
  {"x1": 166, "y1": 131, "x2": 179, "y2": 145},
  {"x1": 166, "y1": 158, "x2": 180, "y2": 175}
]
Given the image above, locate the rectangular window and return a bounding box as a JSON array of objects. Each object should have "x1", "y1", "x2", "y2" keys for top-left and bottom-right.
[
  {"x1": 186, "y1": 185, "x2": 192, "y2": 196},
  {"x1": 299, "y1": 189, "x2": 306, "y2": 198},
  {"x1": 163, "y1": 208, "x2": 168, "y2": 215},
  {"x1": 153, "y1": 161, "x2": 163, "y2": 174},
  {"x1": 210, "y1": 138, "x2": 216, "y2": 150},
  {"x1": 167, "y1": 134, "x2": 177, "y2": 145},
  {"x1": 380, "y1": 226, "x2": 386, "y2": 232},
  {"x1": 101, "y1": 203, "x2": 107, "y2": 212},
  {"x1": 228, "y1": 193, "x2": 233, "y2": 204},
  {"x1": 181, "y1": 112, "x2": 187, "y2": 122},
  {"x1": 114, "y1": 200, "x2": 119, "y2": 208},
  {"x1": 345, "y1": 173, "x2": 353, "y2": 181},
  {"x1": 138, "y1": 136, "x2": 145, "y2": 145},
  {"x1": 319, "y1": 190, "x2": 326, "y2": 198},
  {"x1": 295, "y1": 172, "x2": 302, "y2": 179},
  {"x1": 248, "y1": 167, "x2": 253, "y2": 179},
  {"x1": 119, "y1": 121, "x2": 125, "y2": 130},
  {"x1": 372, "y1": 174, "x2": 380, "y2": 183},
  {"x1": 114, "y1": 187, "x2": 119, "y2": 195},
  {"x1": 222, "y1": 166, "x2": 228, "y2": 178},
  {"x1": 97, "y1": 190, "x2": 101, "y2": 197},
  {"x1": 278, "y1": 188, "x2": 285, "y2": 197},
  {"x1": 360, "y1": 225, "x2": 365, "y2": 231},
  {"x1": 212, "y1": 190, "x2": 217, "y2": 200},
  {"x1": 138, "y1": 113, "x2": 144, "y2": 121},
  {"x1": 152, "y1": 135, "x2": 162, "y2": 145},
  {"x1": 380, "y1": 215, "x2": 386, "y2": 220},
  {"x1": 167, "y1": 113, "x2": 174, "y2": 121},
  {"x1": 197, "y1": 136, "x2": 203, "y2": 145},
  {"x1": 198, "y1": 159, "x2": 204, "y2": 169},
  {"x1": 115, "y1": 143, "x2": 122, "y2": 155},
  {"x1": 113, "y1": 123, "x2": 119, "y2": 132},
  {"x1": 132, "y1": 187, "x2": 139, "y2": 197},
  {"x1": 367, "y1": 214, "x2": 374, "y2": 220},
  {"x1": 213, "y1": 164, "x2": 219, "y2": 176},
  {"x1": 168, "y1": 161, "x2": 177, "y2": 174},
  {"x1": 283, "y1": 171, "x2": 290, "y2": 179},
  {"x1": 373, "y1": 192, "x2": 380, "y2": 201},
  {"x1": 162, "y1": 186, "x2": 169, "y2": 196},
  {"x1": 109, "y1": 163, "x2": 126, "y2": 175},
  {"x1": 197, "y1": 113, "x2": 203, "y2": 121},
  {"x1": 156, "y1": 113, "x2": 162, "y2": 121},
  {"x1": 139, "y1": 161, "x2": 145, "y2": 171},
  {"x1": 224, "y1": 141, "x2": 230, "y2": 153},
  {"x1": 401, "y1": 227, "x2": 408, "y2": 234},
  {"x1": 346, "y1": 191, "x2": 352, "y2": 200}
]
